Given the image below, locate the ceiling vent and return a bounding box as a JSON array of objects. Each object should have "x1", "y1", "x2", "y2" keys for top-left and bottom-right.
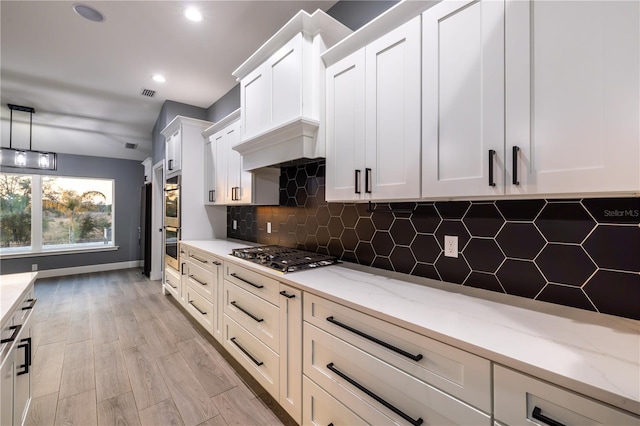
[
  {"x1": 125, "y1": 143, "x2": 138, "y2": 149},
  {"x1": 140, "y1": 88, "x2": 156, "y2": 97}
]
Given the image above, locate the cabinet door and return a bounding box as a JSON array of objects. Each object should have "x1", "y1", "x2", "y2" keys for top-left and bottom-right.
[
  {"x1": 365, "y1": 16, "x2": 421, "y2": 200},
  {"x1": 422, "y1": 0, "x2": 505, "y2": 198},
  {"x1": 269, "y1": 33, "x2": 303, "y2": 127},
  {"x1": 241, "y1": 63, "x2": 269, "y2": 140},
  {"x1": 204, "y1": 140, "x2": 216, "y2": 204},
  {"x1": 226, "y1": 120, "x2": 252, "y2": 204},
  {"x1": 1, "y1": 347, "x2": 15, "y2": 426},
  {"x1": 506, "y1": 0, "x2": 640, "y2": 195},
  {"x1": 166, "y1": 129, "x2": 182, "y2": 174},
  {"x1": 14, "y1": 328, "x2": 31, "y2": 426},
  {"x1": 325, "y1": 49, "x2": 366, "y2": 202},
  {"x1": 278, "y1": 284, "x2": 302, "y2": 423}
]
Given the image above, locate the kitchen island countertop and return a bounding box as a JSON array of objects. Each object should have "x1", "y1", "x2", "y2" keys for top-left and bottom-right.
[{"x1": 1, "y1": 272, "x2": 38, "y2": 327}]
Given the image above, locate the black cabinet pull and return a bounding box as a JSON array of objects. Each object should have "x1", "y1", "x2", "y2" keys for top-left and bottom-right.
[
  {"x1": 279, "y1": 290, "x2": 295, "y2": 299},
  {"x1": 365, "y1": 168, "x2": 372, "y2": 193},
  {"x1": 209, "y1": 190, "x2": 215, "y2": 202},
  {"x1": 212, "y1": 261, "x2": 222, "y2": 266},
  {"x1": 230, "y1": 273, "x2": 264, "y2": 289},
  {"x1": 532, "y1": 407, "x2": 565, "y2": 426},
  {"x1": 326, "y1": 316, "x2": 422, "y2": 361},
  {"x1": 1, "y1": 324, "x2": 22, "y2": 344},
  {"x1": 189, "y1": 275, "x2": 207, "y2": 286},
  {"x1": 512, "y1": 146, "x2": 520, "y2": 185},
  {"x1": 22, "y1": 298, "x2": 37, "y2": 310},
  {"x1": 488, "y1": 149, "x2": 496, "y2": 187},
  {"x1": 168, "y1": 159, "x2": 174, "y2": 171},
  {"x1": 166, "y1": 279, "x2": 177, "y2": 289},
  {"x1": 17, "y1": 337, "x2": 31, "y2": 376},
  {"x1": 188, "y1": 300, "x2": 207, "y2": 315},
  {"x1": 231, "y1": 301, "x2": 263, "y2": 322},
  {"x1": 190, "y1": 254, "x2": 208, "y2": 264},
  {"x1": 355, "y1": 169, "x2": 361, "y2": 194},
  {"x1": 181, "y1": 263, "x2": 185, "y2": 275},
  {"x1": 230, "y1": 337, "x2": 263, "y2": 366},
  {"x1": 326, "y1": 363, "x2": 423, "y2": 426}
]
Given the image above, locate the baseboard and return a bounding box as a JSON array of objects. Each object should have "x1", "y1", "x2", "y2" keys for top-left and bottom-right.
[{"x1": 36, "y1": 260, "x2": 143, "y2": 278}]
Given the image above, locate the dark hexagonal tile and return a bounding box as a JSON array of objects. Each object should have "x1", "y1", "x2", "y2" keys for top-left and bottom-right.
[
  {"x1": 296, "y1": 208, "x2": 307, "y2": 225},
  {"x1": 355, "y1": 241, "x2": 375, "y2": 265},
  {"x1": 582, "y1": 198, "x2": 640, "y2": 224},
  {"x1": 278, "y1": 207, "x2": 293, "y2": 227},
  {"x1": 390, "y1": 246, "x2": 416, "y2": 274},
  {"x1": 434, "y1": 256, "x2": 470, "y2": 284},
  {"x1": 286, "y1": 179, "x2": 298, "y2": 199},
  {"x1": 463, "y1": 204, "x2": 505, "y2": 237},
  {"x1": 295, "y1": 167, "x2": 308, "y2": 188},
  {"x1": 496, "y1": 199, "x2": 546, "y2": 221},
  {"x1": 584, "y1": 270, "x2": 640, "y2": 320},
  {"x1": 464, "y1": 272, "x2": 505, "y2": 293},
  {"x1": 536, "y1": 245, "x2": 596, "y2": 286},
  {"x1": 304, "y1": 235, "x2": 318, "y2": 252},
  {"x1": 391, "y1": 202, "x2": 416, "y2": 219},
  {"x1": 341, "y1": 228, "x2": 358, "y2": 252},
  {"x1": 316, "y1": 205, "x2": 330, "y2": 226},
  {"x1": 342, "y1": 250, "x2": 358, "y2": 264},
  {"x1": 328, "y1": 203, "x2": 343, "y2": 217},
  {"x1": 390, "y1": 218, "x2": 415, "y2": 246},
  {"x1": 434, "y1": 220, "x2": 471, "y2": 251},
  {"x1": 295, "y1": 188, "x2": 308, "y2": 207},
  {"x1": 412, "y1": 263, "x2": 440, "y2": 280},
  {"x1": 327, "y1": 238, "x2": 344, "y2": 257},
  {"x1": 535, "y1": 202, "x2": 596, "y2": 244},
  {"x1": 496, "y1": 223, "x2": 546, "y2": 260},
  {"x1": 583, "y1": 225, "x2": 640, "y2": 272},
  {"x1": 355, "y1": 202, "x2": 372, "y2": 218},
  {"x1": 285, "y1": 165, "x2": 298, "y2": 180},
  {"x1": 317, "y1": 246, "x2": 330, "y2": 255},
  {"x1": 497, "y1": 259, "x2": 547, "y2": 298},
  {"x1": 306, "y1": 176, "x2": 320, "y2": 197},
  {"x1": 371, "y1": 208, "x2": 394, "y2": 231},
  {"x1": 536, "y1": 285, "x2": 596, "y2": 312},
  {"x1": 316, "y1": 226, "x2": 331, "y2": 247},
  {"x1": 412, "y1": 204, "x2": 441, "y2": 234},
  {"x1": 463, "y1": 239, "x2": 505, "y2": 273},
  {"x1": 341, "y1": 204, "x2": 359, "y2": 229},
  {"x1": 435, "y1": 201, "x2": 470, "y2": 219},
  {"x1": 305, "y1": 216, "x2": 319, "y2": 236},
  {"x1": 371, "y1": 231, "x2": 394, "y2": 257},
  {"x1": 304, "y1": 193, "x2": 319, "y2": 212},
  {"x1": 355, "y1": 217, "x2": 375, "y2": 242},
  {"x1": 372, "y1": 256, "x2": 393, "y2": 272},
  {"x1": 279, "y1": 187, "x2": 288, "y2": 206},
  {"x1": 328, "y1": 216, "x2": 344, "y2": 239},
  {"x1": 410, "y1": 234, "x2": 441, "y2": 264},
  {"x1": 305, "y1": 161, "x2": 320, "y2": 178},
  {"x1": 295, "y1": 224, "x2": 307, "y2": 244}
]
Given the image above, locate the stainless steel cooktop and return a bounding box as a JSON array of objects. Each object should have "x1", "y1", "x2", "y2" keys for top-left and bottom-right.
[{"x1": 231, "y1": 245, "x2": 338, "y2": 273}]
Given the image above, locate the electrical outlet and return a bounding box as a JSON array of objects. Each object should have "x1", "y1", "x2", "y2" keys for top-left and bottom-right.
[
  {"x1": 444, "y1": 235, "x2": 458, "y2": 258},
  {"x1": 267, "y1": 222, "x2": 272, "y2": 233},
  {"x1": 232, "y1": 220, "x2": 238, "y2": 230},
  {"x1": 32, "y1": 264, "x2": 38, "y2": 271}
]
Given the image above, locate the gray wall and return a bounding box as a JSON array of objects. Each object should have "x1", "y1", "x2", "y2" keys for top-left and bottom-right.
[
  {"x1": 152, "y1": 100, "x2": 208, "y2": 164},
  {"x1": 326, "y1": 0, "x2": 398, "y2": 30},
  {"x1": 1, "y1": 153, "x2": 144, "y2": 274},
  {"x1": 207, "y1": 84, "x2": 241, "y2": 123}
]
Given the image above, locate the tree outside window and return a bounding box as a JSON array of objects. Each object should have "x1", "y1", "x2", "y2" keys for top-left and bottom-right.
[{"x1": 0, "y1": 173, "x2": 32, "y2": 248}]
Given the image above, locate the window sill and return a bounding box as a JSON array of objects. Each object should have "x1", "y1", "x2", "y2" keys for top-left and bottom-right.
[{"x1": 0, "y1": 245, "x2": 119, "y2": 259}]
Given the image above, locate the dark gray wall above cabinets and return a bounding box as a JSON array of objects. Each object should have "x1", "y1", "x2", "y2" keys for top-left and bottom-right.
[
  {"x1": 207, "y1": 84, "x2": 241, "y2": 123},
  {"x1": 1, "y1": 153, "x2": 144, "y2": 274},
  {"x1": 152, "y1": 100, "x2": 208, "y2": 164},
  {"x1": 326, "y1": 0, "x2": 399, "y2": 30}
]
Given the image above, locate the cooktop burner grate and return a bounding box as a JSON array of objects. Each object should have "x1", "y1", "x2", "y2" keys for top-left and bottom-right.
[{"x1": 231, "y1": 245, "x2": 339, "y2": 273}]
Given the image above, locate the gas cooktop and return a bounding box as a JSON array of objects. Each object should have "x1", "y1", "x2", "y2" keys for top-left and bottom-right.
[{"x1": 231, "y1": 245, "x2": 339, "y2": 273}]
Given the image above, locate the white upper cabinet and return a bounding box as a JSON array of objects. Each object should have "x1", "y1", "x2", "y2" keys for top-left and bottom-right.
[
  {"x1": 232, "y1": 10, "x2": 352, "y2": 171},
  {"x1": 422, "y1": 0, "x2": 505, "y2": 198},
  {"x1": 325, "y1": 16, "x2": 421, "y2": 202},
  {"x1": 203, "y1": 110, "x2": 279, "y2": 206},
  {"x1": 505, "y1": 0, "x2": 640, "y2": 196},
  {"x1": 165, "y1": 127, "x2": 182, "y2": 177}
]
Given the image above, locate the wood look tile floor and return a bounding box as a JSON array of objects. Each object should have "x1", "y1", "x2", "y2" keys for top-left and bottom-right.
[{"x1": 26, "y1": 269, "x2": 288, "y2": 426}]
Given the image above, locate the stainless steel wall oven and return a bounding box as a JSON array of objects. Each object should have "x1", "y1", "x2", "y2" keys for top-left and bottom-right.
[{"x1": 164, "y1": 175, "x2": 180, "y2": 270}]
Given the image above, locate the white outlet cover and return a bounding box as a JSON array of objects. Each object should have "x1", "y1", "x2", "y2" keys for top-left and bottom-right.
[
  {"x1": 267, "y1": 222, "x2": 272, "y2": 233},
  {"x1": 444, "y1": 235, "x2": 458, "y2": 258},
  {"x1": 233, "y1": 219, "x2": 238, "y2": 230}
]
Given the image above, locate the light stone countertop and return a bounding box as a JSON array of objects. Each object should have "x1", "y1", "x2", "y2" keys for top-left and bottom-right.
[
  {"x1": 1, "y1": 272, "x2": 38, "y2": 327},
  {"x1": 182, "y1": 239, "x2": 640, "y2": 416}
]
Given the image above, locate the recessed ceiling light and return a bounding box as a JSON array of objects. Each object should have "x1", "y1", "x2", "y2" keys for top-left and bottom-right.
[
  {"x1": 72, "y1": 4, "x2": 105, "y2": 22},
  {"x1": 152, "y1": 74, "x2": 166, "y2": 83},
  {"x1": 184, "y1": 7, "x2": 202, "y2": 22}
]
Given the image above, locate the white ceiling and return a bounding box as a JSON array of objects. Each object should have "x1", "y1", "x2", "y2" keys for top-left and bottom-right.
[{"x1": 0, "y1": 0, "x2": 337, "y2": 161}]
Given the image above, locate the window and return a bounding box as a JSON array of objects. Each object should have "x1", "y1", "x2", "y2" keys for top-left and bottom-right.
[{"x1": 0, "y1": 172, "x2": 114, "y2": 255}]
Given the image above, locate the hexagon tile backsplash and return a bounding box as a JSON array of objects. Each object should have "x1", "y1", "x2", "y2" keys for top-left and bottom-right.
[{"x1": 227, "y1": 161, "x2": 640, "y2": 320}]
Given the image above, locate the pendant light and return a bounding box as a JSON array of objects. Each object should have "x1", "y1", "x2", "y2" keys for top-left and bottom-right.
[{"x1": 0, "y1": 104, "x2": 57, "y2": 171}]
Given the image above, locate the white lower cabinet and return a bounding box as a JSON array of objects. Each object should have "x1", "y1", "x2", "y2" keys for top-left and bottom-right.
[
  {"x1": 163, "y1": 265, "x2": 183, "y2": 304},
  {"x1": 494, "y1": 365, "x2": 639, "y2": 425},
  {"x1": 185, "y1": 286, "x2": 215, "y2": 335},
  {"x1": 303, "y1": 375, "x2": 367, "y2": 426}
]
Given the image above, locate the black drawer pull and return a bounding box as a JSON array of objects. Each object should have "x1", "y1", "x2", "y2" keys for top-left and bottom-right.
[
  {"x1": 22, "y1": 298, "x2": 37, "y2": 310},
  {"x1": 365, "y1": 168, "x2": 372, "y2": 194},
  {"x1": 512, "y1": 145, "x2": 520, "y2": 185},
  {"x1": 230, "y1": 273, "x2": 264, "y2": 289},
  {"x1": 17, "y1": 337, "x2": 31, "y2": 376},
  {"x1": 190, "y1": 254, "x2": 208, "y2": 264},
  {"x1": 326, "y1": 363, "x2": 423, "y2": 426},
  {"x1": 279, "y1": 290, "x2": 295, "y2": 299},
  {"x1": 532, "y1": 407, "x2": 565, "y2": 426},
  {"x1": 488, "y1": 149, "x2": 496, "y2": 187},
  {"x1": 189, "y1": 275, "x2": 207, "y2": 286},
  {"x1": 166, "y1": 279, "x2": 177, "y2": 289},
  {"x1": 327, "y1": 316, "x2": 423, "y2": 362},
  {"x1": 212, "y1": 260, "x2": 222, "y2": 266},
  {"x1": 231, "y1": 301, "x2": 263, "y2": 323},
  {"x1": 355, "y1": 169, "x2": 361, "y2": 194},
  {"x1": 188, "y1": 301, "x2": 207, "y2": 315},
  {"x1": 230, "y1": 337, "x2": 263, "y2": 366},
  {"x1": 1, "y1": 324, "x2": 22, "y2": 344}
]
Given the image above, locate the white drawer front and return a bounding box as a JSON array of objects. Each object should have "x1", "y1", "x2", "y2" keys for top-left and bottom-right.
[
  {"x1": 185, "y1": 285, "x2": 214, "y2": 334},
  {"x1": 186, "y1": 261, "x2": 215, "y2": 302},
  {"x1": 494, "y1": 365, "x2": 640, "y2": 426},
  {"x1": 185, "y1": 246, "x2": 223, "y2": 272},
  {"x1": 304, "y1": 293, "x2": 491, "y2": 413},
  {"x1": 223, "y1": 314, "x2": 279, "y2": 399},
  {"x1": 303, "y1": 375, "x2": 368, "y2": 426},
  {"x1": 303, "y1": 322, "x2": 491, "y2": 426},
  {"x1": 223, "y1": 281, "x2": 279, "y2": 353},
  {"x1": 225, "y1": 263, "x2": 280, "y2": 305},
  {"x1": 164, "y1": 265, "x2": 182, "y2": 301}
]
